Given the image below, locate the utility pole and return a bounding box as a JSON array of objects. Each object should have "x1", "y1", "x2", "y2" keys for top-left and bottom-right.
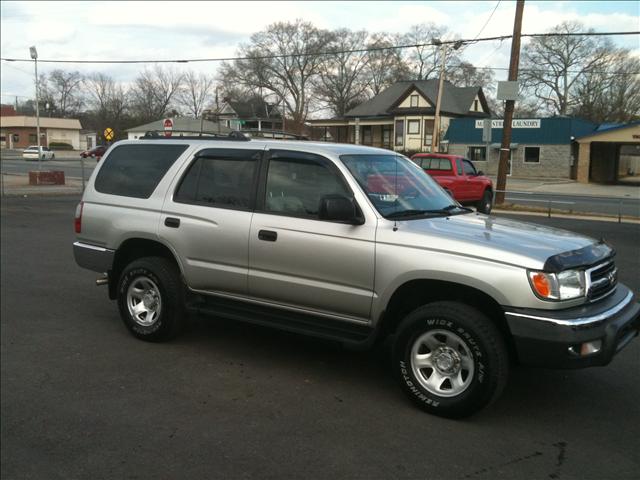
[
  {"x1": 431, "y1": 43, "x2": 447, "y2": 153},
  {"x1": 496, "y1": 0, "x2": 525, "y2": 204},
  {"x1": 431, "y1": 40, "x2": 462, "y2": 153}
]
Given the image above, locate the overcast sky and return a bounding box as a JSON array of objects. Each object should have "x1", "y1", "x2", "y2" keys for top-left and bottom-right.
[{"x1": 1, "y1": 0, "x2": 638, "y2": 104}]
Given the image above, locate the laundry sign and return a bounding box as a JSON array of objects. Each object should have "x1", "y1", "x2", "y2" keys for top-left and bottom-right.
[{"x1": 475, "y1": 119, "x2": 541, "y2": 129}]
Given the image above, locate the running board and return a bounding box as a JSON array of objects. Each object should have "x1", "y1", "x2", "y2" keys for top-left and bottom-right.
[{"x1": 186, "y1": 293, "x2": 375, "y2": 349}]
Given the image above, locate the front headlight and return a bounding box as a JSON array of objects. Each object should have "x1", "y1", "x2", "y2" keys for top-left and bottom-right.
[{"x1": 528, "y1": 269, "x2": 586, "y2": 301}]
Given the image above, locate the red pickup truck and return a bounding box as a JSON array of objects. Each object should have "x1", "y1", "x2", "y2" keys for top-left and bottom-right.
[{"x1": 412, "y1": 153, "x2": 494, "y2": 214}]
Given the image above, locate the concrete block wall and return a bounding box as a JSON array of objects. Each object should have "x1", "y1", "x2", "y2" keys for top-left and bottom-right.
[{"x1": 449, "y1": 143, "x2": 572, "y2": 179}]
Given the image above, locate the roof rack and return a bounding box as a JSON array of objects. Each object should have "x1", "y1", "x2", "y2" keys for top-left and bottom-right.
[
  {"x1": 240, "y1": 129, "x2": 309, "y2": 140},
  {"x1": 140, "y1": 130, "x2": 250, "y2": 141}
]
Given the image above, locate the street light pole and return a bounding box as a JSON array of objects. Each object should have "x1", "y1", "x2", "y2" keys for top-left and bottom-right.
[{"x1": 30, "y1": 46, "x2": 41, "y2": 171}]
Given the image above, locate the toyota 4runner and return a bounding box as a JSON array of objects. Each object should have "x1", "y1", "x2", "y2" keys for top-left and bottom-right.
[{"x1": 73, "y1": 133, "x2": 640, "y2": 418}]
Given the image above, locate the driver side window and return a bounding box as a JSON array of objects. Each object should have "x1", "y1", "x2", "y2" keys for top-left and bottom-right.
[
  {"x1": 265, "y1": 151, "x2": 351, "y2": 219},
  {"x1": 462, "y1": 160, "x2": 477, "y2": 176}
]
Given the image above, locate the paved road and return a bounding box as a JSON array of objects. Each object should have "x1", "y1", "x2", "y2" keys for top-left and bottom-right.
[
  {"x1": 2, "y1": 195, "x2": 639, "y2": 479},
  {"x1": 502, "y1": 191, "x2": 640, "y2": 219},
  {"x1": 1, "y1": 158, "x2": 97, "y2": 180}
]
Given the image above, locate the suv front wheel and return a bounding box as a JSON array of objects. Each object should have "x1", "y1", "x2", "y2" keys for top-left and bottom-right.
[
  {"x1": 117, "y1": 257, "x2": 186, "y2": 341},
  {"x1": 393, "y1": 301, "x2": 508, "y2": 418}
]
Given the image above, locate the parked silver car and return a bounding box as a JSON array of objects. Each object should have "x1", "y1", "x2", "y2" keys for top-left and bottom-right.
[
  {"x1": 73, "y1": 134, "x2": 640, "y2": 418},
  {"x1": 22, "y1": 145, "x2": 55, "y2": 160}
]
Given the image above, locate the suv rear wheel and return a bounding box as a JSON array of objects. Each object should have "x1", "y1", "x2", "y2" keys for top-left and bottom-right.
[
  {"x1": 117, "y1": 257, "x2": 186, "y2": 341},
  {"x1": 393, "y1": 301, "x2": 508, "y2": 418}
]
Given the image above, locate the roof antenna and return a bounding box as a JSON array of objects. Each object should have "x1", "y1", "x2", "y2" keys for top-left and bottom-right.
[{"x1": 393, "y1": 154, "x2": 399, "y2": 232}]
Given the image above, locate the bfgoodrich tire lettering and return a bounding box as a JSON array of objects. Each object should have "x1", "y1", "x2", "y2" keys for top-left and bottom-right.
[
  {"x1": 117, "y1": 256, "x2": 186, "y2": 342},
  {"x1": 393, "y1": 301, "x2": 508, "y2": 418}
]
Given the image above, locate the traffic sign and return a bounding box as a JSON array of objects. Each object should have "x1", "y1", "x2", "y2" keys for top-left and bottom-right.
[
  {"x1": 103, "y1": 127, "x2": 114, "y2": 141},
  {"x1": 163, "y1": 118, "x2": 173, "y2": 137}
]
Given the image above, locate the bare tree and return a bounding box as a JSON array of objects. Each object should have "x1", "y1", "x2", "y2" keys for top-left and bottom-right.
[
  {"x1": 45, "y1": 69, "x2": 84, "y2": 117},
  {"x1": 177, "y1": 71, "x2": 216, "y2": 117},
  {"x1": 130, "y1": 66, "x2": 184, "y2": 121},
  {"x1": 572, "y1": 49, "x2": 640, "y2": 123},
  {"x1": 220, "y1": 20, "x2": 332, "y2": 131},
  {"x1": 402, "y1": 24, "x2": 461, "y2": 80},
  {"x1": 84, "y1": 73, "x2": 129, "y2": 139},
  {"x1": 520, "y1": 21, "x2": 613, "y2": 116},
  {"x1": 364, "y1": 33, "x2": 410, "y2": 96},
  {"x1": 314, "y1": 29, "x2": 371, "y2": 117},
  {"x1": 449, "y1": 62, "x2": 494, "y2": 90}
]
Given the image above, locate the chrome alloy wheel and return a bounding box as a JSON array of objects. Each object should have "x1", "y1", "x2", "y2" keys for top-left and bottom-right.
[
  {"x1": 410, "y1": 329, "x2": 475, "y2": 397},
  {"x1": 126, "y1": 276, "x2": 162, "y2": 327}
]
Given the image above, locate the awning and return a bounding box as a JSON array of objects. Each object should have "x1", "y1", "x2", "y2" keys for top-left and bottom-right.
[{"x1": 490, "y1": 143, "x2": 519, "y2": 149}]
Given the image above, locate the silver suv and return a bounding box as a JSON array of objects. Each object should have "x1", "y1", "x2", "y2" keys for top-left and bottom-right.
[{"x1": 73, "y1": 134, "x2": 640, "y2": 418}]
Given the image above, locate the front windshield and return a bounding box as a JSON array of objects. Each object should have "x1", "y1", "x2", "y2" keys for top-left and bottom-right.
[{"x1": 340, "y1": 154, "x2": 466, "y2": 218}]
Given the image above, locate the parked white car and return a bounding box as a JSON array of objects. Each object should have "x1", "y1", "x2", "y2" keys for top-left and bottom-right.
[{"x1": 23, "y1": 146, "x2": 55, "y2": 160}]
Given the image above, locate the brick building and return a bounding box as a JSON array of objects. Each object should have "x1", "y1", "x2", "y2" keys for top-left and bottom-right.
[{"x1": 0, "y1": 106, "x2": 83, "y2": 149}]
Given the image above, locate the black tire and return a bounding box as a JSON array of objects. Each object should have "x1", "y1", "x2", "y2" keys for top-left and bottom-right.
[
  {"x1": 476, "y1": 190, "x2": 493, "y2": 214},
  {"x1": 117, "y1": 256, "x2": 186, "y2": 342},
  {"x1": 393, "y1": 301, "x2": 508, "y2": 418}
]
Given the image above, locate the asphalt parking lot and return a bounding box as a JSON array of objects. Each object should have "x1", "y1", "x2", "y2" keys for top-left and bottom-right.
[{"x1": 1, "y1": 195, "x2": 639, "y2": 480}]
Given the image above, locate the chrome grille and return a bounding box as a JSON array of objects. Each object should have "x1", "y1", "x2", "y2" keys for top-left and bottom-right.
[{"x1": 587, "y1": 261, "x2": 617, "y2": 301}]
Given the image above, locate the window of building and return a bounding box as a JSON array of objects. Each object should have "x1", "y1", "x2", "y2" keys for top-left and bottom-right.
[
  {"x1": 524, "y1": 146, "x2": 541, "y2": 163},
  {"x1": 13, "y1": 134, "x2": 19, "y2": 143},
  {"x1": 410, "y1": 94, "x2": 419, "y2": 107},
  {"x1": 407, "y1": 120, "x2": 420, "y2": 135},
  {"x1": 382, "y1": 125, "x2": 393, "y2": 147},
  {"x1": 264, "y1": 151, "x2": 350, "y2": 219},
  {"x1": 175, "y1": 149, "x2": 261, "y2": 209},
  {"x1": 474, "y1": 99, "x2": 479, "y2": 111},
  {"x1": 467, "y1": 146, "x2": 487, "y2": 162},
  {"x1": 423, "y1": 119, "x2": 434, "y2": 146},
  {"x1": 95, "y1": 144, "x2": 188, "y2": 198},
  {"x1": 395, "y1": 120, "x2": 404, "y2": 146},
  {"x1": 362, "y1": 125, "x2": 372, "y2": 145},
  {"x1": 29, "y1": 134, "x2": 37, "y2": 143}
]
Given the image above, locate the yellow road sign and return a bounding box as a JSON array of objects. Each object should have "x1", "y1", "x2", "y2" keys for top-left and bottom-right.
[{"x1": 104, "y1": 127, "x2": 114, "y2": 141}]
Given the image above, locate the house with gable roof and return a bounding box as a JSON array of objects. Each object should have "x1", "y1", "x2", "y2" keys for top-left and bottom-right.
[{"x1": 309, "y1": 79, "x2": 490, "y2": 153}]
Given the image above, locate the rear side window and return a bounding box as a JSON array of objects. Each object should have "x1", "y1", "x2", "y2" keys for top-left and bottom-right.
[
  {"x1": 174, "y1": 149, "x2": 261, "y2": 209},
  {"x1": 422, "y1": 157, "x2": 452, "y2": 170},
  {"x1": 95, "y1": 144, "x2": 188, "y2": 198}
]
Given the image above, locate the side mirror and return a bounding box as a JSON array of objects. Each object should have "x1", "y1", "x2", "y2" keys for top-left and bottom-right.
[
  {"x1": 476, "y1": 170, "x2": 484, "y2": 176},
  {"x1": 319, "y1": 195, "x2": 363, "y2": 224}
]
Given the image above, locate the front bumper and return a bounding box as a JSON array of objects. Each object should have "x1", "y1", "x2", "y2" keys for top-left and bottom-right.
[{"x1": 504, "y1": 284, "x2": 640, "y2": 368}]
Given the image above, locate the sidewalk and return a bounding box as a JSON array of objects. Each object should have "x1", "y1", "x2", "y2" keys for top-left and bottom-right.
[
  {"x1": 1, "y1": 173, "x2": 83, "y2": 196},
  {"x1": 490, "y1": 176, "x2": 640, "y2": 199}
]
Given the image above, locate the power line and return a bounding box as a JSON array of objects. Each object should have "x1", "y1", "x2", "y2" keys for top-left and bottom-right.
[
  {"x1": 1, "y1": 31, "x2": 638, "y2": 65},
  {"x1": 451, "y1": 64, "x2": 640, "y2": 75},
  {"x1": 470, "y1": 1, "x2": 501, "y2": 42}
]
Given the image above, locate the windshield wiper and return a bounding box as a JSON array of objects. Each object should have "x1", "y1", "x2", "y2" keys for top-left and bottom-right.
[
  {"x1": 386, "y1": 209, "x2": 434, "y2": 219},
  {"x1": 386, "y1": 205, "x2": 472, "y2": 219},
  {"x1": 442, "y1": 204, "x2": 473, "y2": 213}
]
